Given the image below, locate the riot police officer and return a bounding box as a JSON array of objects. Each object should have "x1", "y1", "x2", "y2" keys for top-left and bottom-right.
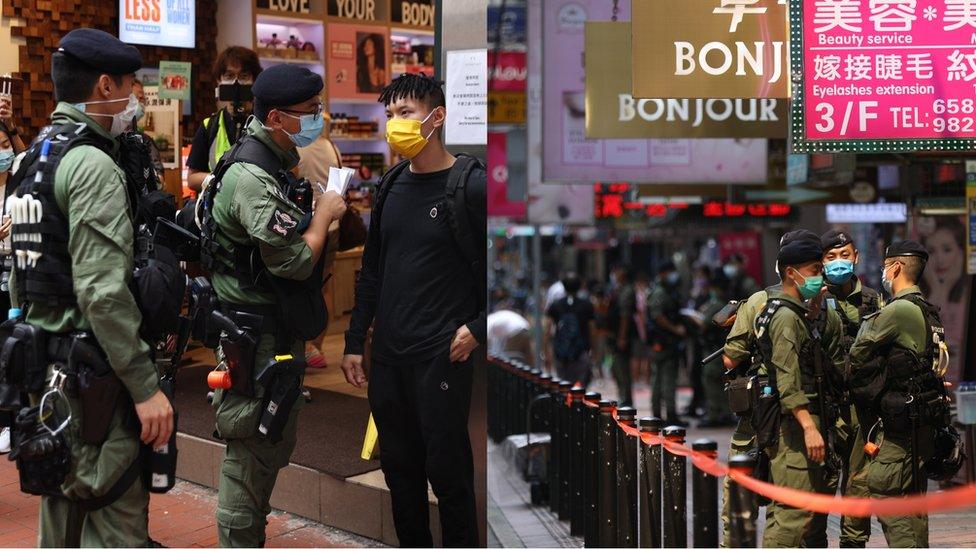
[
  {"x1": 820, "y1": 229, "x2": 882, "y2": 547},
  {"x1": 199, "y1": 64, "x2": 347, "y2": 546},
  {"x1": 7, "y1": 28, "x2": 173, "y2": 546},
  {"x1": 648, "y1": 261, "x2": 686, "y2": 425},
  {"x1": 849, "y1": 241, "x2": 945, "y2": 547},
  {"x1": 719, "y1": 229, "x2": 819, "y2": 547},
  {"x1": 751, "y1": 237, "x2": 847, "y2": 547}
]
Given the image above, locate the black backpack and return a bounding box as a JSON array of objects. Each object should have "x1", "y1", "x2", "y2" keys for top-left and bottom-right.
[
  {"x1": 553, "y1": 299, "x2": 587, "y2": 362},
  {"x1": 372, "y1": 154, "x2": 487, "y2": 312}
]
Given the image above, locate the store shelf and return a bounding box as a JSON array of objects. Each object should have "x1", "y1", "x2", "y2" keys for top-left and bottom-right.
[
  {"x1": 259, "y1": 55, "x2": 323, "y2": 65},
  {"x1": 255, "y1": 9, "x2": 323, "y2": 23}
]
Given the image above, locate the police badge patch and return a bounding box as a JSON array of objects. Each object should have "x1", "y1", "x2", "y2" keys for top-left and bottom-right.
[{"x1": 267, "y1": 209, "x2": 298, "y2": 238}]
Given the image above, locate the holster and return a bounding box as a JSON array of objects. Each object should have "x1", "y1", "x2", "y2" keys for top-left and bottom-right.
[
  {"x1": 746, "y1": 447, "x2": 772, "y2": 506},
  {"x1": 69, "y1": 335, "x2": 124, "y2": 445},
  {"x1": 220, "y1": 311, "x2": 262, "y2": 398},
  {"x1": 0, "y1": 321, "x2": 48, "y2": 410},
  {"x1": 257, "y1": 357, "x2": 305, "y2": 442}
]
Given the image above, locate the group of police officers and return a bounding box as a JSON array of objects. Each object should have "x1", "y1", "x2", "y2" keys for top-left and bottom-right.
[{"x1": 716, "y1": 228, "x2": 956, "y2": 548}]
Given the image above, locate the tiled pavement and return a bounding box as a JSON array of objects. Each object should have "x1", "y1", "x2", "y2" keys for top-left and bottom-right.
[{"x1": 0, "y1": 457, "x2": 384, "y2": 548}]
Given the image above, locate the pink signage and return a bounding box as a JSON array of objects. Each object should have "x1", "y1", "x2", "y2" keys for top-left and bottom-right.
[
  {"x1": 800, "y1": 0, "x2": 976, "y2": 146},
  {"x1": 488, "y1": 132, "x2": 526, "y2": 218}
]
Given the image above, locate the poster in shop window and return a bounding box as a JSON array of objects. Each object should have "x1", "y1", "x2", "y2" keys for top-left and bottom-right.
[
  {"x1": 140, "y1": 86, "x2": 180, "y2": 169},
  {"x1": 445, "y1": 49, "x2": 488, "y2": 145},
  {"x1": 792, "y1": 0, "x2": 976, "y2": 152},
  {"x1": 911, "y1": 215, "x2": 971, "y2": 386},
  {"x1": 542, "y1": 0, "x2": 768, "y2": 184},
  {"x1": 328, "y1": 23, "x2": 390, "y2": 100}
]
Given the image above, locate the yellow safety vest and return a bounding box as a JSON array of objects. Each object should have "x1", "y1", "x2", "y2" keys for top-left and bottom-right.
[{"x1": 202, "y1": 110, "x2": 233, "y2": 171}]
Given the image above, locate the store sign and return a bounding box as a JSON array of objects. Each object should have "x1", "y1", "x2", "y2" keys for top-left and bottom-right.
[
  {"x1": 488, "y1": 132, "x2": 526, "y2": 217},
  {"x1": 826, "y1": 203, "x2": 907, "y2": 224},
  {"x1": 632, "y1": 0, "x2": 788, "y2": 99},
  {"x1": 586, "y1": 23, "x2": 787, "y2": 139},
  {"x1": 329, "y1": 0, "x2": 378, "y2": 20},
  {"x1": 793, "y1": 0, "x2": 976, "y2": 152},
  {"x1": 594, "y1": 183, "x2": 690, "y2": 219},
  {"x1": 488, "y1": 1, "x2": 526, "y2": 47},
  {"x1": 967, "y1": 161, "x2": 976, "y2": 274},
  {"x1": 392, "y1": 0, "x2": 434, "y2": 27},
  {"x1": 445, "y1": 49, "x2": 488, "y2": 145},
  {"x1": 159, "y1": 61, "x2": 191, "y2": 101},
  {"x1": 489, "y1": 52, "x2": 526, "y2": 92},
  {"x1": 542, "y1": 0, "x2": 768, "y2": 184},
  {"x1": 256, "y1": 0, "x2": 310, "y2": 14},
  {"x1": 489, "y1": 91, "x2": 526, "y2": 124},
  {"x1": 704, "y1": 201, "x2": 792, "y2": 217},
  {"x1": 119, "y1": 0, "x2": 195, "y2": 49}
]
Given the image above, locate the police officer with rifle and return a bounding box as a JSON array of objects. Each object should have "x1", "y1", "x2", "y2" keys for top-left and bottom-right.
[
  {"x1": 849, "y1": 241, "x2": 962, "y2": 547},
  {"x1": 195, "y1": 63, "x2": 346, "y2": 546}
]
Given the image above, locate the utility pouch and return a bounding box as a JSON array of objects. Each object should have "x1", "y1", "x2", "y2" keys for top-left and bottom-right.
[
  {"x1": 0, "y1": 323, "x2": 48, "y2": 401},
  {"x1": 726, "y1": 375, "x2": 758, "y2": 416},
  {"x1": 220, "y1": 312, "x2": 261, "y2": 398},
  {"x1": 9, "y1": 405, "x2": 71, "y2": 498}
]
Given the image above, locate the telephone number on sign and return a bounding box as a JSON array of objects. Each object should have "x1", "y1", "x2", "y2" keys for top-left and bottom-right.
[{"x1": 931, "y1": 117, "x2": 976, "y2": 133}]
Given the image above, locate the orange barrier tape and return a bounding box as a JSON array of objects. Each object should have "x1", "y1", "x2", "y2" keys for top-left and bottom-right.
[{"x1": 489, "y1": 358, "x2": 976, "y2": 517}]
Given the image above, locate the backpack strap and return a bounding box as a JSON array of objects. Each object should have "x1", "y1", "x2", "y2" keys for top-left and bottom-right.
[
  {"x1": 444, "y1": 153, "x2": 487, "y2": 311},
  {"x1": 371, "y1": 159, "x2": 411, "y2": 232}
]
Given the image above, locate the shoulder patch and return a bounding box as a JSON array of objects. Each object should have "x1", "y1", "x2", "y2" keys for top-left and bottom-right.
[{"x1": 267, "y1": 208, "x2": 299, "y2": 239}]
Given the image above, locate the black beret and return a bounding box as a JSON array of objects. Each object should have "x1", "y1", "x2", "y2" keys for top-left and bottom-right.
[
  {"x1": 780, "y1": 229, "x2": 820, "y2": 247},
  {"x1": 821, "y1": 229, "x2": 855, "y2": 251},
  {"x1": 778, "y1": 239, "x2": 823, "y2": 268},
  {"x1": 885, "y1": 240, "x2": 929, "y2": 261},
  {"x1": 58, "y1": 28, "x2": 141, "y2": 75},
  {"x1": 252, "y1": 64, "x2": 324, "y2": 107}
]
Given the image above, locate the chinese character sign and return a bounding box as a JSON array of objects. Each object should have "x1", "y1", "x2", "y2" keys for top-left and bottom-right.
[{"x1": 795, "y1": 0, "x2": 976, "y2": 151}]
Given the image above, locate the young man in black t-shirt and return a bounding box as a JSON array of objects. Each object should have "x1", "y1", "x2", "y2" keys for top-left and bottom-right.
[
  {"x1": 342, "y1": 74, "x2": 486, "y2": 547},
  {"x1": 546, "y1": 272, "x2": 596, "y2": 386}
]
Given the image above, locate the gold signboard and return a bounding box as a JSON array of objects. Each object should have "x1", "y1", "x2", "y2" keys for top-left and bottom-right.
[
  {"x1": 489, "y1": 91, "x2": 526, "y2": 124},
  {"x1": 631, "y1": 0, "x2": 788, "y2": 99},
  {"x1": 586, "y1": 23, "x2": 787, "y2": 139}
]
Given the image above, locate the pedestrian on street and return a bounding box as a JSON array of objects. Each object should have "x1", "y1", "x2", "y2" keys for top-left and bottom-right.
[{"x1": 546, "y1": 272, "x2": 596, "y2": 387}]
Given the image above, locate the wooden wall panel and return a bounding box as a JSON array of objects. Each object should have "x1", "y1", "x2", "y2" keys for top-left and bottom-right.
[{"x1": 1, "y1": 0, "x2": 218, "y2": 143}]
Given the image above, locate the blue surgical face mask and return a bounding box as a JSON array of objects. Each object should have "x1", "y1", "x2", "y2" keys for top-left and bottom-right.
[
  {"x1": 0, "y1": 149, "x2": 13, "y2": 172},
  {"x1": 666, "y1": 272, "x2": 680, "y2": 285},
  {"x1": 792, "y1": 269, "x2": 824, "y2": 300},
  {"x1": 824, "y1": 259, "x2": 855, "y2": 285},
  {"x1": 723, "y1": 264, "x2": 738, "y2": 278},
  {"x1": 282, "y1": 111, "x2": 324, "y2": 148}
]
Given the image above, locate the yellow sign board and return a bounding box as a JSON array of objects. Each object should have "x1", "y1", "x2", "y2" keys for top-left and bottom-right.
[{"x1": 488, "y1": 91, "x2": 526, "y2": 124}]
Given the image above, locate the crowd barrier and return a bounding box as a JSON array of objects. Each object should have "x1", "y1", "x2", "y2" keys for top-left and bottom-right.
[{"x1": 488, "y1": 354, "x2": 976, "y2": 548}]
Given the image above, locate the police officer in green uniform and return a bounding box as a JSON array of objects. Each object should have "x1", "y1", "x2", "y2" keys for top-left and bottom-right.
[
  {"x1": 202, "y1": 64, "x2": 347, "y2": 547},
  {"x1": 718, "y1": 229, "x2": 819, "y2": 547},
  {"x1": 758, "y1": 237, "x2": 846, "y2": 547},
  {"x1": 7, "y1": 29, "x2": 174, "y2": 546},
  {"x1": 648, "y1": 261, "x2": 687, "y2": 425},
  {"x1": 820, "y1": 229, "x2": 882, "y2": 547},
  {"x1": 697, "y1": 271, "x2": 733, "y2": 427},
  {"x1": 849, "y1": 241, "x2": 942, "y2": 548}
]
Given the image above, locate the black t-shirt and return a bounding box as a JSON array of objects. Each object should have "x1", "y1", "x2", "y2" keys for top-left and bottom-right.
[
  {"x1": 370, "y1": 167, "x2": 479, "y2": 363},
  {"x1": 186, "y1": 111, "x2": 240, "y2": 172},
  {"x1": 547, "y1": 296, "x2": 595, "y2": 351}
]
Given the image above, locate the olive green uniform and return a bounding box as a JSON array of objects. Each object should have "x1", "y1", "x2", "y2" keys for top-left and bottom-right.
[
  {"x1": 849, "y1": 286, "x2": 933, "y2": 548},
  {"x1": 699, "y1": 294, "x2": 730, "y2": 423},
  {"x1": 647, "y1": 283, "x2": 682, "y2": 419},
  {"x1": 760, "y1": 289, "x2": 846, "y2": 548},
  {"x1": 720, "y1": 286, "x2": 775, "y2": 548},
  {"x1": 209, "y1": 118, "x2": 312, "y2": 547},
  {"x1": 609, "y1": 284, "x2": 635, "y2": 406},
  {"x1": 13, "y1": 103, "x2": 159, "y2": 547},
  {"x1": 825, "y1": 279, "x2": 882, "y2": 546}
]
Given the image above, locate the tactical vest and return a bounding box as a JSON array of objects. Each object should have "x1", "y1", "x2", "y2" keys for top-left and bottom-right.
[
  {"x1": 875, "y1": 293, "x2": 951, "y2": 430},
  {"x1": 197, "y1": 133, "x2": 326, "y2": 342},
  {"x1": 7, "y1": 123, "x2": 114, "y2": 307},
  {"x1": 826, "y1": 285, "x2": 880, "y2": 349},
  {"x1": 754, "y1": 298, "x2": 820, "y2": 397}
]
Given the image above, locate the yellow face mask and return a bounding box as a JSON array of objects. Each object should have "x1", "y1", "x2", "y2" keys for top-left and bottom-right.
[{"x1": 386, "y1": 109, "x2": 439, "y2": 158}]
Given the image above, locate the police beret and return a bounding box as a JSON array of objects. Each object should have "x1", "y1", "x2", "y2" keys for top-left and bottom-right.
[
  {"x1": 58, "y1": 28, "x2": 142, "y2": 74},
  {"x1": 780, "y1": 229, "x2": 820, "y2": 247},
  {"x1": 777, "y1": 239, "x2": 823, "y2": 268},
  {"x1": 821, "y1": 229, "x2": 855, "y2": 251},
  {"x1": 252, "y1": 64, "x2": 324, "y2": 108},
  {"x1": 885, "y1": 240, "x2": 929, "y2": 261}
]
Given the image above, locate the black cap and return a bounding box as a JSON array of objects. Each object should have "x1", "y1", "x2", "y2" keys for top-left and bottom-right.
[
  {"x1": 58, "y1": 28, "x2": 142, "y2": 74},
  {"x1": 777, "y1": 239, "x2": 823, "y2": 268},
  {"x1": 780, "y1": 229, "x2": 820, "y2": 247},
  {"x1": 252, "y1": 64, "x2": 324, "y2": 108},
  {"x1": 885, "y1": 240, "x2": 929, "y2": 261},
  {"x1": 821, "y1": 229, "x2": 855, "y2": 251}
]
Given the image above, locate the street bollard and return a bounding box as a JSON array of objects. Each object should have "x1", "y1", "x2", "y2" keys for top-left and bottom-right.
[
  {"x1": 662, "y1": 426, "x2": 687, "y2": 548},
  {"x1": 558, "y1": 382, "x2": 574, "y2": 521},
  {"x1": 597, "y1": 400, "x2": 618, "y2": 547},
  {"x1": 569, "y1": 387, "x2": 587, "y2": 535},
  {"x1": 502, "y1": 362, "x2": 515, "y2": 437},
  {"x1": 638, "y1": 417, "x2": 663, "y2": 548},
  {"x1": 728, "y1": 454, "x2": 758, "y2": 548},
  {"x1": 691, "y1": 439, "x2": 719, "y2": 548},
  {"x1": 615, "y1": 407, "x2": 638, "y2": 547},
  {"x1": 538, "y1": 374, "x2": 552, "y2": 432},
  {"x1": 583, "y1": 392, "x2": 601, "y2": 548},
  {"x1": 548, "y1": 380, "x2": 568, "y2": 513},
  {"x1": 515, "y1": 364, "x2": 529, "y2": 435}
]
